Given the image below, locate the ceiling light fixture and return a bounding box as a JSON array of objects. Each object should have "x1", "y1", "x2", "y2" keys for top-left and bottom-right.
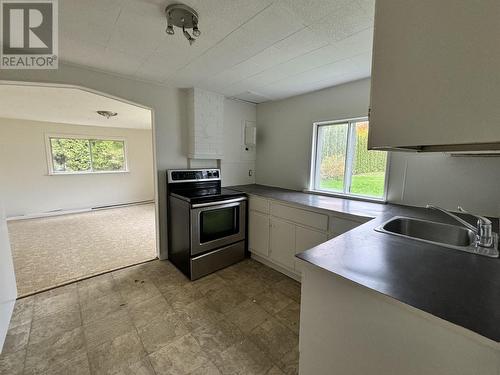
[
  {"x1": 97, "y1": 110, "x2": 118, "y2": 119},
  {"x1": 165, "y1": 3, "x2": 200, "y2": 45}
]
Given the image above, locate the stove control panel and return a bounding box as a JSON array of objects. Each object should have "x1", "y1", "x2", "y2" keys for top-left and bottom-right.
[{"x1": 168, "y1": 169, "x2": 220, "y2": 183}]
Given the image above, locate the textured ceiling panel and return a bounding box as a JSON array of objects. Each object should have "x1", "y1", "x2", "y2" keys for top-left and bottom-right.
[
  {"x1": 57, "y1": 0, "x2": 375, "y2": 102},
  {"x1": 0, "y1": 85, "x2": 152, "y2": 129}
]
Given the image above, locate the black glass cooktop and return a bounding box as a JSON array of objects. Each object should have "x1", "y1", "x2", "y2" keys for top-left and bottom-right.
[{"x1": 171, "y1": 187, "x2": 245, "y2": 204}]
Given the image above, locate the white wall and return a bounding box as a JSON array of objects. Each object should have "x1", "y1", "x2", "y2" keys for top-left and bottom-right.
[
  {"x1": 256, "y1": 78, "x2": 500, "y2": 217},
  {"x1": 256, "y1": 79, "x2": 371, "y2": 190},
  {"x1": 221, "y1": 98, "x2": 256, "y2": 187},
  {"x1": 187, "y1": 98, "x2": 257, "y2": 186},
  {"x1": 0, "y1": 118, "x2": 154, "y2": 217},
  {"x1": 0, "y1": 201, "x2": 16, "y2": 352}
]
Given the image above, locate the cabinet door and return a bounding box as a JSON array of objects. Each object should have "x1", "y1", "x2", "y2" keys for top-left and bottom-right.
[
  {"x1": 269, "y1": 218, "x2": 296, "y2": 270},
  {"x1": 248, "y1": 210, "x2": 270, "y2": 257},
  {"x1": 294, "y1": 226, "x2": 328, "y2": 273},
  {"x1": 369, "y1": 0, "x2": 500, "y2": 150}
]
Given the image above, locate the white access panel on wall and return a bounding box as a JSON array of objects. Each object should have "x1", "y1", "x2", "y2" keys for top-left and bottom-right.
[
  {"x1": 244, "y1": 123, "x2": 257, "y2": 147},
  {"x1": 241, "y1": 120, "x2": 257, "y2": 161}
]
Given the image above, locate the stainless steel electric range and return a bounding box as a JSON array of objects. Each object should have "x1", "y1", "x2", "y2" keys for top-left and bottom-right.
[{"x1": 167, "y1": 169, "x2": 247, "y2": 280}]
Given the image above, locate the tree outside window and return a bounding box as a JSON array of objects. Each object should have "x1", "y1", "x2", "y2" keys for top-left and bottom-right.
[{"x1": 49, "y1": 137, "x2": 127, "y2": 174}]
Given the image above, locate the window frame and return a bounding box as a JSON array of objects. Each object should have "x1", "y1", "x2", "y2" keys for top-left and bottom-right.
[
  {"x1": 309, "y1": 117, "x2": 390, "y2": 202},
  {"x1": 45, "y1": 133, "x2": 129, "y2": 175}
]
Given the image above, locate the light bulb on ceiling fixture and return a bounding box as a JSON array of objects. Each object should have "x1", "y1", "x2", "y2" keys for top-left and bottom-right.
[
  {"x1": 192, "y1": 25, "x2": 201, "y2": 37},
  {"x1": 166, "y1": 24, "x2": 174, "y2": 35},
  {"x1": 183, "y1": 26, "x2": 195, "y2": 45}
]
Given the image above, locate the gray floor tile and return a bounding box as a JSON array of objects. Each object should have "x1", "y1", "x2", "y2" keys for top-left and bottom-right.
[
  {"x1": 8, "y1": 297, "x2": 34, "y2": 329},
  {"x1": 190, "y1": 319, "x2": 245, "y2": 357},
  {"x1": 30, "y1": 308, "x2": 82, "y2": 345},
  {"x1": 83, "y1": 309, "x2": 134, "y2": 349},
  {"x1": 126, "y1": 294, "x2": 173, "y2": 329},
  {"x1": 206, "y1": 285, "x2": 248, "y2": 314},
  {"x1": 188, "y1": 360, "x2": 222, "y2": 375},
  {"x1": 275, "y1": 301, "x2": 300, "y2": 335},
  {"x1": 162, "y1": 283, "x2": 205, "y2": 311},
  {"x1": 276, "y1": 345, "x2": 299, "y2": 375},
  {"x1": 108, "y1": 358, "x2": 156, "y2": 375},
  {"x1": 0, "y1": 348, "x2": 25, "y2": 375},
  {"x1": 137, "y1": 312, "x2": 189, "y2": 354},
  {"x1": 77, "y1": 273, "x2": 118, "y2": 305},
  {"x1": 266, "y1": 366, "x2": 286, "y2": 375},
  {"x1": 210, "y1": 338, "x2": 274, "y2": 375},
  {"x1": 116, "y1": 278, "x2": 162, "y2": 306},
  {"x1": 43, "y1": 352, "x2": 91, "y2": 375},
  {"x1": 148, "y1": 333, "x2": 211, "y2": 375},
  {"x1": 191, "y1": 274, "x2": 228, "y2": 296},
  {"x1": 254, "y1": 289, "x2": 294, "y2": 315},
  {"x1": 232, "y1": 275, "x2": 272, "y2": 299},
  {"x1": 24, "y1": 326, "x2": 86, "y2": 375},
  {"x1": 248, "y1": 318, "x2": 298, "y2": 363},
  {"x1": 33, "y1": 286, "x2": 79, "y2": 320},
  {"x1": 87, "y1": 331, "x2": 146, "y2": 375},
  {"x1": 226, "y1": 299, "x2": 271, "y2": 334},
  {"x1": 175, "y1": 297, "x2": 225, "y2": 332},
  {"x1": 272, "y1": 279, "x2": 301, "y2": 303},
  {"x1": 2, "y1": 322, "x2": 30, "y2": 354},
  {"x1": 1, "y1": 259, "x2": 302, "y2": 375},
  {"x1": 80, "y1": 291, "x2": 126, "y2": 325}
]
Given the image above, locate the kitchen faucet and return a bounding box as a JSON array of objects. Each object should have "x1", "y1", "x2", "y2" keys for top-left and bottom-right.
[{"x1": 426, "y1": 205, "x2": 494, "y2": 248}]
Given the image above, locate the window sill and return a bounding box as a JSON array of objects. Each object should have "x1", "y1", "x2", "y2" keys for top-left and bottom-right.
[
  {"x1": 47, "y1": 170, "x2": 130, "y2": 176},
  {"x1": 304, "y1": 189, "x2": 387, "y2": 204}
]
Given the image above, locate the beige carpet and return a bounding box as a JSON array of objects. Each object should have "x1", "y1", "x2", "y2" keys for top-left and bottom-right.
[{"x1": 8, "y1": 203, "x2": 157, "y2": 297}]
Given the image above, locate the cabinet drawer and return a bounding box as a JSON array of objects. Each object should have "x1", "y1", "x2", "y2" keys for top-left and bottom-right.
[
  {"x1": 270, "y1": 203, "x2": 328, "y2": 231},
  {"x1": 249, "y1": 195, "x2": 269, "y2": 214}
]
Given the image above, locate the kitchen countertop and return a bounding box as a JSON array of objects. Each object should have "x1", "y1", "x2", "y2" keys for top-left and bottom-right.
[
  {"x1": 230, "y1": 184, "x2": 500, "y2": 344},
  {"x1": 229, "y1": 184, "x2": 389, "y2": 218}
]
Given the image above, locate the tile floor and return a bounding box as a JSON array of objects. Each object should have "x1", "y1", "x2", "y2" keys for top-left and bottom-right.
[
  {"x1": 8, "y1": 204, "x2": 157, "y2": 296},
  {"x1": 0, "y1": 258, "x2": 301, "y2": 375}
]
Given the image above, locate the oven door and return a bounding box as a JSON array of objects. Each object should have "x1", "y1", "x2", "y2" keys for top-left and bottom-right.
[{"x1": 190, "y1": 198, "x2": 246, "y2": 256}]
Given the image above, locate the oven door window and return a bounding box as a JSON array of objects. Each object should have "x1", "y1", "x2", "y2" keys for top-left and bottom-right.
[{"x1": 199, "y1": 206, "x2": 239, "y2": 243}]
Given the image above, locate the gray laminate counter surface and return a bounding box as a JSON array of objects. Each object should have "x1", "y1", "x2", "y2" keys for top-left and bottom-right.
[{"x1": 229, "y1": 184, "x2": 500, "y2": 344}]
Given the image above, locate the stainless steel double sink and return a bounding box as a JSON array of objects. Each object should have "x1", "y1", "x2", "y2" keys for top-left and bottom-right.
[{"x1": 375, "y1": 216, "x2": 499, "y2": 258}]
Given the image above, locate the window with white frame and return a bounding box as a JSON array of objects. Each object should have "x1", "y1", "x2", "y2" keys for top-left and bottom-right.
[
  {"x1": 310, "y1": 118, "x2": 388, "y2": 200},
  {"x1": 47, "y1": 136, "x2": 127, "y2": 174}
]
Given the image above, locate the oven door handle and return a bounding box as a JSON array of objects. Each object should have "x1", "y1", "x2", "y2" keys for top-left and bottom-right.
[{"x1": 191, "y1": 197, "x2": 247, "y2": 208}]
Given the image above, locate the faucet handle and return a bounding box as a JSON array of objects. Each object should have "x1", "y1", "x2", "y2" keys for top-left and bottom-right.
[
  {"x1": 457, "y1": 206, "x2": 492, "y2": 225},
  {"x1": 458, "y1": 206, "x2": 494, "y2": 248}
]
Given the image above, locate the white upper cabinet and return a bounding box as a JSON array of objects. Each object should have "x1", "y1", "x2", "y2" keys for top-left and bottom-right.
[
  {"x1": 187, "y1": 88, "x2": 224, "y2": 159},
  {"x1": 369, "y1": 0, "x2": 500, "y2": 152}
]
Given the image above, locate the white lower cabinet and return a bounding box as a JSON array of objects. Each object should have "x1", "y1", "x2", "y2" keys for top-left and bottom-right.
[
  {"x1": 249, "y1": 210, "x2": 270, "y2": 257},
  {"x1": 247, "y1": 194, "x2": 363, "y2": 279},
  {"x1": 269, "y1": 218, "x2": 296, "y2": 270},
  {"x1": 294, "y1": 226, "x2": 328, "y2": 273}
]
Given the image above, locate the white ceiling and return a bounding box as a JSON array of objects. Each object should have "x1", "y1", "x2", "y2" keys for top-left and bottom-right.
[
  {"x1": 60, "y1": 0, "x2": 374, "y2": 103},
  {"x1": 0, "y1": 85, "x2": 152, "y2": 129}
]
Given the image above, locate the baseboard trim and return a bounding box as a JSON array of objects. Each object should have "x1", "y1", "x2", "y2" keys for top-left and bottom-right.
[
  {"x1": 250, "y1": 253, "x2": 302, "y2": 282},
  {"x1": 7, "y1": 200, "x2": 154, "y2": 222}
]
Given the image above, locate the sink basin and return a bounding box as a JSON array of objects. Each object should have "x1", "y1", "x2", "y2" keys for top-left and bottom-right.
[
  {"x1": 375, "y1": 216, "x2": 499, "y2": 258},
  {"x1": 379, "y1": 216, "x2": 475, "y2": 246}
]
